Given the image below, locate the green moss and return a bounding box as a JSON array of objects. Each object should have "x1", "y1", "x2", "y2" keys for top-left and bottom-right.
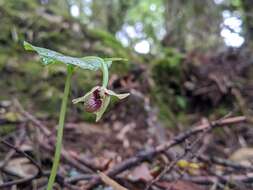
[
  {"x1": 0, "y1": 124, "x2": 16, "y2": 136},
  {"x1": 0, "y1": 54, "x2": 8, "y2": 70},
  {"x1": 154, "y1": 94, "x2": 175, "y2": 128},
  {"x1": 86, "y1": 28, "x2": 131, "y2": 64},
  {"x1": 0, "y1": 0, "x2": 135, "y2": 123},
  {"x1": 151, "y1": 48, "x2": 186, "y2": 128},
  {"x1": 20, "y1": 61, "x2": 43, "y2": 76},
  {"x1": 87, "y1": 29, "x2": 123, "y2": 50}
]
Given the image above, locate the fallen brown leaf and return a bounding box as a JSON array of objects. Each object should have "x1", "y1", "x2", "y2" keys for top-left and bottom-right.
[{"x1": 128, "y1": 163, "x2": 153, "y2": 182}]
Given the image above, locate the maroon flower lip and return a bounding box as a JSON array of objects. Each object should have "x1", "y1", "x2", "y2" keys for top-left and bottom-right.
[
  {"x1": 84, "y1": 89, "x2": 103, "y2": 113},
  {"x1": 72, "y1": 86, "x2": 129, "y2": 121}
]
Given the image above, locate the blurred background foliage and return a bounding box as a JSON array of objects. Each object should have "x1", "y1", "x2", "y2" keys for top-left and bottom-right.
[{"x1": 0, "y1": 0, "x2": 253, "y2": 129}]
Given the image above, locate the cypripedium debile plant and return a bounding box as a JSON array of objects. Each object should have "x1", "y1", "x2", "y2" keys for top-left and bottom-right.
[{"x1": 23, "y1": 41, "x2": 129, "y2": 190}]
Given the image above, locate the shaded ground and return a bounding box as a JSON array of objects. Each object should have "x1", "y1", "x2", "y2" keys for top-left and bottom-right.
[
  {"x1": 1, "y1": 2, "x2": 253, "y2": 189},
  {"x1": 1, "y1": 48, "x2": 253, "y2": 189}
]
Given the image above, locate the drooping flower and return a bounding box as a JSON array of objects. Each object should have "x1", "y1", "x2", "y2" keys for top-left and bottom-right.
[{"x1": 72, "y1": 86, "x2": 129, "y2": 121}]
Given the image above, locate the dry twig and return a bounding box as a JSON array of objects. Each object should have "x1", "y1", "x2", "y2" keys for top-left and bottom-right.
[{"x1": 85, "y1": 116, "x2": 246, "y2": 189}]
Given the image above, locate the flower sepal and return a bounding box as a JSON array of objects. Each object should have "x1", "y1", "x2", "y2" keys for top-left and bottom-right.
[{"x1": 72, "y1": 86, "x2": 129, "y2": 121}]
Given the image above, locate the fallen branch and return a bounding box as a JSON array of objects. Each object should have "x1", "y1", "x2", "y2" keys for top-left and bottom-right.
[
  {"x1": 0, "y1": 128, "x2": 26, "y2": 169},
  {"x1": 198, "y1": 154, "x2": 253, "y2": 171},
  {"x1": 85, "y1": 116, "x2": 246, "y2": 189},
  {"x1": 145, "y1": 126, "x2": 210, "y2": 190},
  {"x1": 12, "y1": 100, "x2": 248, "y2": 189},
  {"x1": 14, "y1": 99, "x2": 98, "y2": 174},
  {"x1": 0, "y1": 139, "x2": 78, "y2": 189},
  {"x1": 0, "y1": 139, "x2": 43, "y2": 188},
  {"x1": 98, "y1": 171, "x2": 128, "y2": 190}
]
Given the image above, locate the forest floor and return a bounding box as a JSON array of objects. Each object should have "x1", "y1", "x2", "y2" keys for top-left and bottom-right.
[{"x1": 1, "y1": 48, "x2": 253, "y2": 190}]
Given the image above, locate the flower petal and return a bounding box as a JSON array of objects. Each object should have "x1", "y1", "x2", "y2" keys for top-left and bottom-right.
[
  {"x1": 72, "y1": 86, "x2": 99, "y2": 104},
  {"x1": 72, "y1": 86, "x2": 129, "y2": 122},
  {"x1": 95, "y1": 95, "x2": 110, "y2": 122},
  {"x1": 105, "y1": 89, "x2": 130, "y2": 99}
]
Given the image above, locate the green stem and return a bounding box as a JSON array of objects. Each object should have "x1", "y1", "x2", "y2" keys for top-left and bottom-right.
[
  {"x1": 46, "y1": 65, "x2": 73, "y2": 190},
  {"x1": 102, "y1": 61, "x2": 109, "y2": 88}
]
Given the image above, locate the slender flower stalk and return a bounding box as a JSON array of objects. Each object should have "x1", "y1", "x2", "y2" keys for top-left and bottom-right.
[
  {"x1": 46, "y1": 65, "x2": 74, "y2": 190},
  {"x1": 23, "y1": 41, "x2": 129, "y2": 189},
  {"x1": 101, "y1": 60, "x2": 109, "y2": 88}
]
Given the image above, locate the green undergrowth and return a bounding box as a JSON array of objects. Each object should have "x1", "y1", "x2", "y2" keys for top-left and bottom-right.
[
  {"x1": 0, "y1": 124, "x2": 16, "y2": 136},
  {"x1": 0, "y1": 0, "x2": 235, "y2": 132},
  {"x1": 151, "y1": 48, "x2": 187, "y2": 128},
  {"x1": 151, "y1": 47, "x2": 236, "y2": 129},
  {"x1": 0, "y1": 0, "x2": 133, "y2": 123}
]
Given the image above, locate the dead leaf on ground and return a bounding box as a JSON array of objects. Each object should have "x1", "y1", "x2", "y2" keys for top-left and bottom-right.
[
  {"x1": 230, "y1": 147, "x2": 253, "y2": 166},
  {"x1": 5, "y1": 157, "x2": 38, "y2": 178},
  {"x1": 128, "y1": 163, "x2": 153, "y2": 182}
]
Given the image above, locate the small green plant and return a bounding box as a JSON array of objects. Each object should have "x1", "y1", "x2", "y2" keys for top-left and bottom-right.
[{"x1": 23, "y1": 41, "x2": 129, "y2": 190}]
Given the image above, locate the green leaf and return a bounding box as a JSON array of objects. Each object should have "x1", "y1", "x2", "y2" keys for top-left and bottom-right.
[
  {"x1": 104, "y1": 58, "x2": 128, "y2": 68},
  {"x1": 23, "y1": 41, "x2": 117, "y2": 70},
  {"x1": 176, "y1": 96, "x2": 187, "y2": 109}
]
